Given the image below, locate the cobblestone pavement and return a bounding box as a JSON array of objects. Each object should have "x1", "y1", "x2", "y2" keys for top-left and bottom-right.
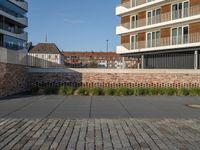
[{"x1": 0, "y1": 118, "x2": 200, "y2": 150}]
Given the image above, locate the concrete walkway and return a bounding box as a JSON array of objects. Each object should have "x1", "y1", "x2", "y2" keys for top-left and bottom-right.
[
  {"x1": 0, "y1": 95, "x2": 200, "y2": 119},
  {"x1": 0, "y1": 95, "x2": 200, "y2": 149}
]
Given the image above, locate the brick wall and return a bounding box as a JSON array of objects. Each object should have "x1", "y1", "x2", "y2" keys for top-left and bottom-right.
[
  {"x1": 29, "y1": 68, "x2": 200, "y2": 89},
  {"x1": 0, "y1": 62, "x2": 28, "y2": 97}
]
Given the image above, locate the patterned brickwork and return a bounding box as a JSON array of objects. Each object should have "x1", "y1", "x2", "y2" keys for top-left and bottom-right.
[
  {"x1": 0, "y1": 62, "x2": 28, "y2": 97},
  {"x1": 29, "y1": 71, "x2": 200, "y2": 89}
]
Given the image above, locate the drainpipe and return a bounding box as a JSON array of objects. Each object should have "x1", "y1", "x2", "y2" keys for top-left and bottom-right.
[
  {"x1": 141, "y1": 54, "x2": 144, "y2": 69},
  {"x1": 194, "y1": 50, "x2": 198, "y2": 70}
]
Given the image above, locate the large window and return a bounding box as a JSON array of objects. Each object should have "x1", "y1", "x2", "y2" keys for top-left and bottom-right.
[
  {"x1": 131, "y1": 15, "x2": 137, "y2": 28},
  {"x1": 147, "y1": 31, "x2": 160, "y2": 48},
  {"x1": 147, "y1": 8, "x2": 161, "y2": 25},
  {"x1": 131, "y1": 35, "x2": 138, "y2": 49},
  {"x1": 172, "y1": 1, "x2": 189, "y2": 20},
  {"x1": 172, "y1": 26, "x2": 189, "y2": 45},
  {"x1": 132, "y1": 0, "x2": 139, "y2": 7}
]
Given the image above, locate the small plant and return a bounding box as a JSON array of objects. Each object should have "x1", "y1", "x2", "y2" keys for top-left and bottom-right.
[
  {"x1": 134, "y1": 88, "x2": 148, "y2": 96},
  {"x1": 177, "y1": 88, "x2": 189, "y2": 96},
  {"x1": 148, "y1": 88, "x2": 160, "y2": 96},
  {"x1": 90, "y1": 88, "x2": 104, "y2": 96},
  {"x1": 164, "y1": 88, "x2": 177, "y2": 96},
  {"x1": 44, "y1": 87, "x2": 58, "y2": 95},
  {"x1": 30, "y1": 87, "x2": 39, "y2": 94},
  {"x1": 104, "y1": 88, "x2": 116, "y2": 96},
  {"x1": 189, "y1": 88, "x2": 200, "y2": 96},
  {"x1": 76, "y1": 87, "x2": 90, "y2": 96},
  {"x1": 58, "y1": 86, "x2": 74, "y2": 95},
  {"x1": 115, "y1": 88, "x2": 132, "y2": 96}
]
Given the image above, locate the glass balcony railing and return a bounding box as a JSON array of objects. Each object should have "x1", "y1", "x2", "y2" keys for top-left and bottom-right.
[
  {"x1": 119, "y1": 5, "x2": 200, "y2": 30},
  {"x1": 0, "y1": 23, "x2": 24, "y2": 34},
  {"x1": 119, "y1": 0, "x2": 155, "y2": 9},
  {"x1": 119, "y1": 33, "x2": 200, "y2": 51},
  {"x1": 0, "y1": 5, "x2": 26, "y2": 18},
  {"x1": 0, "y1": 42, "x2": 24, "y2": 50}
]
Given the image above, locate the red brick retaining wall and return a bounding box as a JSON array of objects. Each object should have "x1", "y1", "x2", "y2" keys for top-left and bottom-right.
[
  {"x1": 29, "y1": 68, "x2": 200, "y2": 88},
  {"x1": 0, "y1": 62, "x2": 28, "y2": 97}
]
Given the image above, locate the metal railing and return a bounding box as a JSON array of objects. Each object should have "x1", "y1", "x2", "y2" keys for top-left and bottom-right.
[
  {"x1": 119, "y1": 5, "x2": 200, "y2": 29},
  {"x1": 120, "y1": 33, "x2": 200, "y2": 50},
  {"x1": 119, "y1": 0, "x2": 154, "y2": 9}
]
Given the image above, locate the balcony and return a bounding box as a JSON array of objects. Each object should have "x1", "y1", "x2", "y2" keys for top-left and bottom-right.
[
  {"x1": 116, "y1": 5, "x2": 200, "y2": 35},
  {"x1": 0, "y1": 7, "x2": 28, "y2": 26},
  {"x1": 117, "y1": 33, "x2": 200, "y2": 54},
  {"x1": 116, "y1": 0, "x2": 164, "y2": 16},
  {"x1": 0, "y1": 23, "x2": 28, "y2": 41},
  {"x1": 8, "y1": 0, "x2": 28, "y2": 11}
]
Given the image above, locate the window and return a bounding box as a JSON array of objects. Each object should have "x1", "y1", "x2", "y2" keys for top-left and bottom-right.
[
  {"x1": 147, "y1": 8, "x2": 160, "y2": 25},
  {"x1": 48, "y1": 55, "x2": 51, "y2": 59},
  {"x1": 132, "y1": 0, "x2": 138, "y2": 7},
  {"x1": 172, "y1": 1, "x2": 189, "y2": 20},
  {"x1": 131, "y1": 35, "x2": 138, "y2": 49},
  {"x1": 147, "y1": 0, "x2": 154, "y2": 2},
  {"x1": 131, "y1": 15, "x2": 137, "y2": 28},
  {"x1": 147, "y1": 31, "x2": 160, "y2": 48},
  {"x1": 172, "y1": 26, "x2": 189, "y2": 45}
]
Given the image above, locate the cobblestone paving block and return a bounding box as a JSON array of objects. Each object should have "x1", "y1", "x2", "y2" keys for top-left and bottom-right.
[{"x1": 0, "y1": 118, "x2": 200, "y2": 150}]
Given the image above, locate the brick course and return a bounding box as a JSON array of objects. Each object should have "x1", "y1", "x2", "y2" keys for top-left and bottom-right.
[{"x1": 29, "y1": 69, "x2": 200, "y2": 89}]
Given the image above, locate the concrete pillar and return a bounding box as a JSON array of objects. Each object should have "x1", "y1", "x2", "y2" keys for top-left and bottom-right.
[
  {"x1": 122, "y1": 57, "x2": 125, "y2": 69},
  {"x1": 141, "y1": 54, "x2": 144, "y2": 69},
  {"x1": 194, "y1": 50, "x2": 198, "y2": 70}
]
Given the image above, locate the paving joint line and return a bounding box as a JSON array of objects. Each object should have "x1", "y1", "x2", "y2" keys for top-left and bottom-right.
[
  {"x1": 1, "y1": 96, "x2": 40, "y2": 118},
  {"x1": 89, "y1": 96, "x2": 93, "y2": 118},
  {"x1": 45, "y1": 97, "x2": 66, "y2": 118},
  {"x1": 114, "y1": 96, "x2": 133, "y2": 118}
]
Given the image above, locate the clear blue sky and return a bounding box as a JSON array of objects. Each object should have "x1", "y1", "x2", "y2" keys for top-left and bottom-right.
[{"x1": 27, "y1": 0, "x2": 120, "y2": 52}]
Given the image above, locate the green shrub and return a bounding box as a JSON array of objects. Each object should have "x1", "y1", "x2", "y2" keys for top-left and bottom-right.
[
  {"x1": 115, "y1": 88, "x2": 133, "y2": 96},
  {"x1": 90, "y1": 88, "x2": 104, "y2": 96},
  {"x1": 44, "y1": 87, "x2": 58, "y2": 95},
  {"x1": 177, "y1": 88, "x2": 190, "y2": 96},
  {"x1": 189, "y1": 88, "x2": 200, "y2": 96},
  {"x1": 148, "y1": 88, "x2": 160, "y2": 96},
  {"x1": 76, "y1": 87, "x2": 90, "y2": 96},
  {"x1": 30, "y1": 87, "x2": 39, "y2": 94},
  {"x1": 164, "y1": 88, "x2": 177, "y2": 96},
  {"x1": 58, "y1": 86, "x2": 74, "y2": 95},
  {"x1": 157, "y1": 88, "x2": 166, "y2": 95},
  {"x1": 134, "y1": 88, "x2": 148, "y2": 96},
  {"x1": 104, "y1": 88, "x2": 116, "y2": 96}
]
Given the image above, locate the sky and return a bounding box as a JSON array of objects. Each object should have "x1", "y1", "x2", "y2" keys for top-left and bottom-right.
[{"x1": 27, "y1": 0, "x2": 120, "y2": 52}]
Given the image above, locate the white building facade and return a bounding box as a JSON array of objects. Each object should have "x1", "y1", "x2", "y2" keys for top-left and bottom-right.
[{"x1": 116, "y1": 0, "x2": 200, "y2": 69}]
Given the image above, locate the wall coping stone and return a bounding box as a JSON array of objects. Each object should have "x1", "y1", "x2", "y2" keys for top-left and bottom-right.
[{"x1": 28, "y1": 68, "x2": 200, "y2": 74}]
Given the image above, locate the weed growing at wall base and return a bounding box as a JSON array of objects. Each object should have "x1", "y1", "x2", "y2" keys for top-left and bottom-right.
[{"x1": 30, "y1": 87, "x2": 200, "y2": 96}]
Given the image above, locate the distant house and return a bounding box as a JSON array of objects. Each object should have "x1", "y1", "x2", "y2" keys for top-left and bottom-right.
[
  {"x1": 28, "y1": 43, "x2": 64, "y2": 68},
  {"x1": 64, "y1": 51, "x2": 139, "y2": 68}
]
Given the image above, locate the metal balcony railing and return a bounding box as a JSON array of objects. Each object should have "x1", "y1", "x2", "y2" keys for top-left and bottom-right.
[
  {"x1": 119, "y1": 33, "x2": 200, "y2": 51},
  {"x1": 119, "y1": 5, "x2": 200, "y2": 30}
]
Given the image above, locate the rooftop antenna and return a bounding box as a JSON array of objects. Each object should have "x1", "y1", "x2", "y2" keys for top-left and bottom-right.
[{"x1": 45, "y1": 34, "x2": 48, "y2": 43}]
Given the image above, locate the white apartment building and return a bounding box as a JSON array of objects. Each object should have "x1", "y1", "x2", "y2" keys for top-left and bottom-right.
[{"x1": 116, "y1": 0, "x2": 200, "y2": 69}]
